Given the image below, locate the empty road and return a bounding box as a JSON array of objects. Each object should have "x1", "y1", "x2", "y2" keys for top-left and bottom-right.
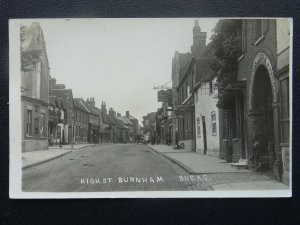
[{"x1": 22, "y1": 144, "x2": 210, "y2": 192}]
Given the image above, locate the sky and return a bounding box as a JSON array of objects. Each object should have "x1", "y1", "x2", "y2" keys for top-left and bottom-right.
[{"x1": 21, "y1": 18, "x2": 218, "y2": 125}]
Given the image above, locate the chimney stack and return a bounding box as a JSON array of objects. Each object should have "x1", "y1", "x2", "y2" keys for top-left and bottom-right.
[
  {"x1": 117, "y1": 113, "x2": 121, "y2": 117},
  {"x1": 101, "y1": 101, "x2": 107, "y2": 115},
  {"x1": 126, "y1": 111, "x2": 129, "y2": 118}
]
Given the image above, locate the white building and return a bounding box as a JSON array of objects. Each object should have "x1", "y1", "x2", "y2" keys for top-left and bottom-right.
[{"x1": 194, "y1": 77, "x2": 220, "y2": 157}]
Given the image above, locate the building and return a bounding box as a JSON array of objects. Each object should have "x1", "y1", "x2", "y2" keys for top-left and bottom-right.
[
  {"x1": 49, "y1": 78, "x2": 75, "y2": 145},
  {"x1": 84, "y1": 97, "x2": 100, "y2": 144},
  {"x1": 107, "y1": 108, "x2": 120, "y2": 143},
  {"x1": 117, "y1": 114, "x2": 133, "y2": 143},
  {"x1": 175, "y1": 20, "x2": 207, "y2": 151},
  {"x1": 21, "y1": 22, "x2": 50, "y2": 152},
  {"x1": 276, "y1": 19, "x2": 290, "y2": 184},
  {"x1": 220, "y1": 19, "x2": 291, "y2": 184},
  {"x1": 99, "y1": 102, "x2": 111, "y2": 143},
  {"x1": 125, "y1": 111, "x2": 139, "y2": 141},
  {"x1": 193, "y1": 53, "x2": 221, "y2": 157},
  {"x1": 73, "y1": 98, "x2": 89, "y2": 144},
  {"x1": 171, "y1": 51, "x2": 192, "y2": 147}
]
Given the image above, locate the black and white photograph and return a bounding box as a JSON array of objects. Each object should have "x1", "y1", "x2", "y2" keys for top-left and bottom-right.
[{"x1": 9, "y1": 18, "x2": 292, "y2": 198}]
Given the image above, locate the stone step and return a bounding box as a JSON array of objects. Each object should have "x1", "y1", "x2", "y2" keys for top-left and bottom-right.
[{"x1": 230, "y1": 162, "x2": 248, "y2": 170}]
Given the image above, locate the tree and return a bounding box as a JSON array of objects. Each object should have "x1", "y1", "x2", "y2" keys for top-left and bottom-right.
[{"x1": 209, "y1": 19, "x2": 242, "y2": 108}]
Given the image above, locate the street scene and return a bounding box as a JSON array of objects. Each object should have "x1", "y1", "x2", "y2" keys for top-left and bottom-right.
[{"x1": 17, "y1": 18, "x2": 291, "y2": 194}]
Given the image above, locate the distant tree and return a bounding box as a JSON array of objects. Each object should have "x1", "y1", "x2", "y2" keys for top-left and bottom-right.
[{"x1": 209, "y1": 19, "x2": 242, "y2": 108}]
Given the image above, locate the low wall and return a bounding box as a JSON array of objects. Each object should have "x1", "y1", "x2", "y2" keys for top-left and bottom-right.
[{"x1": 22, "y1": 139, "x2": 48, "y2": 152}]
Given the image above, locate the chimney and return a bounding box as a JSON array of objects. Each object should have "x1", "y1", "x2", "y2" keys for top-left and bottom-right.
[
  {"x1": 49, "y1": 78, "x2": 56, "y2": 91},
  {"x1": 86, "y1": 97, "x2": 95, "y2": 107},
  {"x1": 109, "y1": 108, "x2": 116, "y2": 117},
  {"x1": 101, "y1": 101, "x2": 107, "y2": 115},
  {"x1": 191, "y1": 19, "x2": 207, "y2": 58},
  {"x1": 126, "y1": 111, "x2": 129, "y2": 118},
  {"x1": 117, "y1": 113, "x2": 121, "y2": 117},
  {"x1": 90, "y1": 97, "x2": 95, "y2": 107}
]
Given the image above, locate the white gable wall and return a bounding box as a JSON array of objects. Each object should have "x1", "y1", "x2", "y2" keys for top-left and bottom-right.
[{"x1": 194, "y1": 77, "x2": 220, "y2": 157}]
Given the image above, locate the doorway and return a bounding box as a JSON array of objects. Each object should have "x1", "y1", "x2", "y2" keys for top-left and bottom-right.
[
  {"x1": 252, "y1": 65, "x2": 275, "y2": 169},
  {"x1": 202, "y1": 116, "x2": 207, "y2": 154}
]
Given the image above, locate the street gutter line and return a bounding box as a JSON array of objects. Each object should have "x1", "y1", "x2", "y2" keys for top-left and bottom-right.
[{"x1": 22, "y1": 151, "x2": 72, "y2": 170}]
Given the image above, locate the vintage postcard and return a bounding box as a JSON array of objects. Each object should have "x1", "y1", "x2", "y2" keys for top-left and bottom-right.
[{"x1": 9, "y1": 18, "x2": 292, "y2": 198}]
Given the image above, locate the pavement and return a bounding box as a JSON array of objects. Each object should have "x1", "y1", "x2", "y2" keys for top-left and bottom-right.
[
  {"x1": 147, "y1": 144, "x2": 290, "y2": 191},
  {"x1": 23, "y1": 143, "x2": 94, "y2": 169}
]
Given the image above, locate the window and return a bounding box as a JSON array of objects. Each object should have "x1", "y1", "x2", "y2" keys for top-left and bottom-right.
[
  {"x1": 200, "y1": 82, "x2": 210, "y2": 95},
  {"x1": 26, "y1": 109, "x2": 32, "y2": 136},
  {"x1": 209, "y1": 81, "x2": 213, "y2": 94},
  {"x1": 186, "y1": 114, "x2": 189, "y2": 131},
  {"x1": 211, "y1": 111, "x2": 217, "y2": 135},
  {"x1": 40, "y1": 113, "x2": 46, "y2": 137},
  {"x1": 195, "y1": 89, "x2": 198, "y2": 103},
  {"x1": 34, "y1": 117, "x2": 39, "y2": 134},
  {"x1": 187, "y1": 85, "x2": 190, "y2": 97},
  {"x1": 197, "y1": 117, "x2": 201, "y2": 137},
  {"x1": 280, "y1": 78, "x2": 289, "y2": 144}
]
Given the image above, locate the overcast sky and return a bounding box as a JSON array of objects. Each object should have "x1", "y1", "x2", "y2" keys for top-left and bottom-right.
[{"x1": 22, "y1": 18, "x2": 218, "y2": 124}]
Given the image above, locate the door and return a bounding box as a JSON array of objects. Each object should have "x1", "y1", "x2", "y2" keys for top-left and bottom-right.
[{"x1": 202, "y1": 116, "x2": 207, "y2": 154}]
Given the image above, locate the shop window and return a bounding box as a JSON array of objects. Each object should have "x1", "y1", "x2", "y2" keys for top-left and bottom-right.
[
  {"x1": 26, "y1": 109, "x2": 32, "y2": 136},
  {"x1": 280, "y1": 77, "x2": 290, "y2": 144},
  {"x1": 34, "y1": 117, "x2": 39, "y2": 134},
  {"x1": 211, "y1": 111, "x2": 217, "y2": 135},
  {"x1": 197, "y1": 117, "x2": 201, "y2": 137}
]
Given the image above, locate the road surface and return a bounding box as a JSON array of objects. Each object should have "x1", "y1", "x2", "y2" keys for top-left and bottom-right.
[{"x1": 22, "y1": 144, "x2": 210, "y2": 192}]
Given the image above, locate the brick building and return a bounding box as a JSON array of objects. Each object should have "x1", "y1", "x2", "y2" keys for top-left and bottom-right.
[
  {"x1": 21, "y1": 22, "x2": 50, "y2": 152},
  {"x1": 73, "y1": 98, "x2": 89, "y2": 144},
  {"x1": 49, "y1": 79, "x2": 74, "y2": 145},
  {"x1": 220, "y1": 19, "x2": 291, "y2": 184},
  {"x1": 84, "y1": 97, "x2": 100, "y2": 144},
  {"x1": 175, "y1": 20, "x2": 207, "y2": 151}
]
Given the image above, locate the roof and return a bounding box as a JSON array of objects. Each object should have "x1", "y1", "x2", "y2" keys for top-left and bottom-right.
[
  {"x1": 128, "y1": 114, "x2": 138, "y2": 121},
  {"x1": 115, "y1": 118, "x2": 127, "y2": 129},
  {"x1": 107, "y1": 114, "x2": 117, "y2": 125},
  {"x1": 194, "y1": 57, "x2": 216, "y2": 84},
  {"x1": 80, "y1": 100, "x2": 98, "y2": 116},
  {"x1": 73, "y1": 98, "x2": 90, "y2": 113},
  {"x1": 49, "y1": 89, "x2": 74, "y2": 110},
  {"x1": 118, "y1": 116, "x2": 133, "y2": 126},
  {"x1": 179, "y1": 53, "x2": 193, "y2": 81}
]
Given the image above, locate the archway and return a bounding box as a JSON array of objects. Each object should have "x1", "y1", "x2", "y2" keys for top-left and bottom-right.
[{"x1": 250, "y1": 65, "x2": 275, "y2": 170}]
